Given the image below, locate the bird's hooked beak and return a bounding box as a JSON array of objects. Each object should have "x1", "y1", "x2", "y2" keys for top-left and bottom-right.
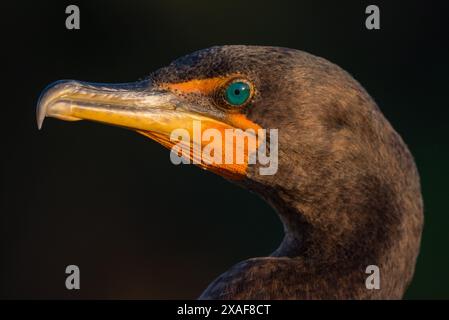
[
  {"x1": 37, "y1": 80, "x2": 210, "y2": 136},
  {"x1": 37, "y1": 80, "x2": 261, "y2": 179}
]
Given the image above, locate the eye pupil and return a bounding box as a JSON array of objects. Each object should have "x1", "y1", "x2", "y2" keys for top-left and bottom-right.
[{"x1": 225, "y1": 81, "x2": 251, "y2": 106}]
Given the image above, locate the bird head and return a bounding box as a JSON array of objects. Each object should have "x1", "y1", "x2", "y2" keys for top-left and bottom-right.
[
  {"x1": 37, "y1": 45, "x2": 411, "y2": 206},
  {"x1": 37, "y1": 45, "x2": 360, "y2": 182},
  {"x1": 37, "y1": 45, "x2": 422, "y2": 266}
]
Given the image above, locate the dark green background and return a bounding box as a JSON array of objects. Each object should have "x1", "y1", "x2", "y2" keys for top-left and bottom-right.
[{"x1": 1, "y1": 0, "x2": 448, "y2": 299}]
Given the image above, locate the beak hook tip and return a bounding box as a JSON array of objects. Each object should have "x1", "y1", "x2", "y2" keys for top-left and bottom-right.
[{"x1": 36, "y1": 101, "x2": 47, "y2": 130}]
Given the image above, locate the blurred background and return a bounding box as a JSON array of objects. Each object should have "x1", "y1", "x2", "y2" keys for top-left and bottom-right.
[{"x1": 1, "y1": 0, "x2": 448, "y2": 299}]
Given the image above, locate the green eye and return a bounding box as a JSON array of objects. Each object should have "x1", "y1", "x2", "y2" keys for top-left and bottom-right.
[{"x1": 224, "y1": 81, "x2": 251, "y2": 106}]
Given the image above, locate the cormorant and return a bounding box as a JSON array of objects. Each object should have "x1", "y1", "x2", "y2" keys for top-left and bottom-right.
[{"x1": 36, "y1": 46, "x2": 423, "y2": 299}]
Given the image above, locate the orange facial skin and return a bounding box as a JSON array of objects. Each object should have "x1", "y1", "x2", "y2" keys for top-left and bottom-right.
[{"x1": 146, "y1": 77, "x2": 262, "y2": 180}]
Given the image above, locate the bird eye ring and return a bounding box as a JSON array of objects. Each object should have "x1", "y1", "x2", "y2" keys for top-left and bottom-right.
[{"x1": 222, "y1": 79, "x2": 254, "y2": 107}]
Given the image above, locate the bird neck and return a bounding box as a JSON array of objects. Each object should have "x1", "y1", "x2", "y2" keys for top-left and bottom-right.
[
  {"x1": 241, "y1": 164, "x2": 418, "y2": 299},
  {"x1": 262, "y1": 179, "x2": 392, "y2": 264},
  {"x1": 237, "y1": 185, "x2": 379, "y2": 298},
  {"x1": 264, "y1": 189, "x2": 345, "y2": 262}
]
